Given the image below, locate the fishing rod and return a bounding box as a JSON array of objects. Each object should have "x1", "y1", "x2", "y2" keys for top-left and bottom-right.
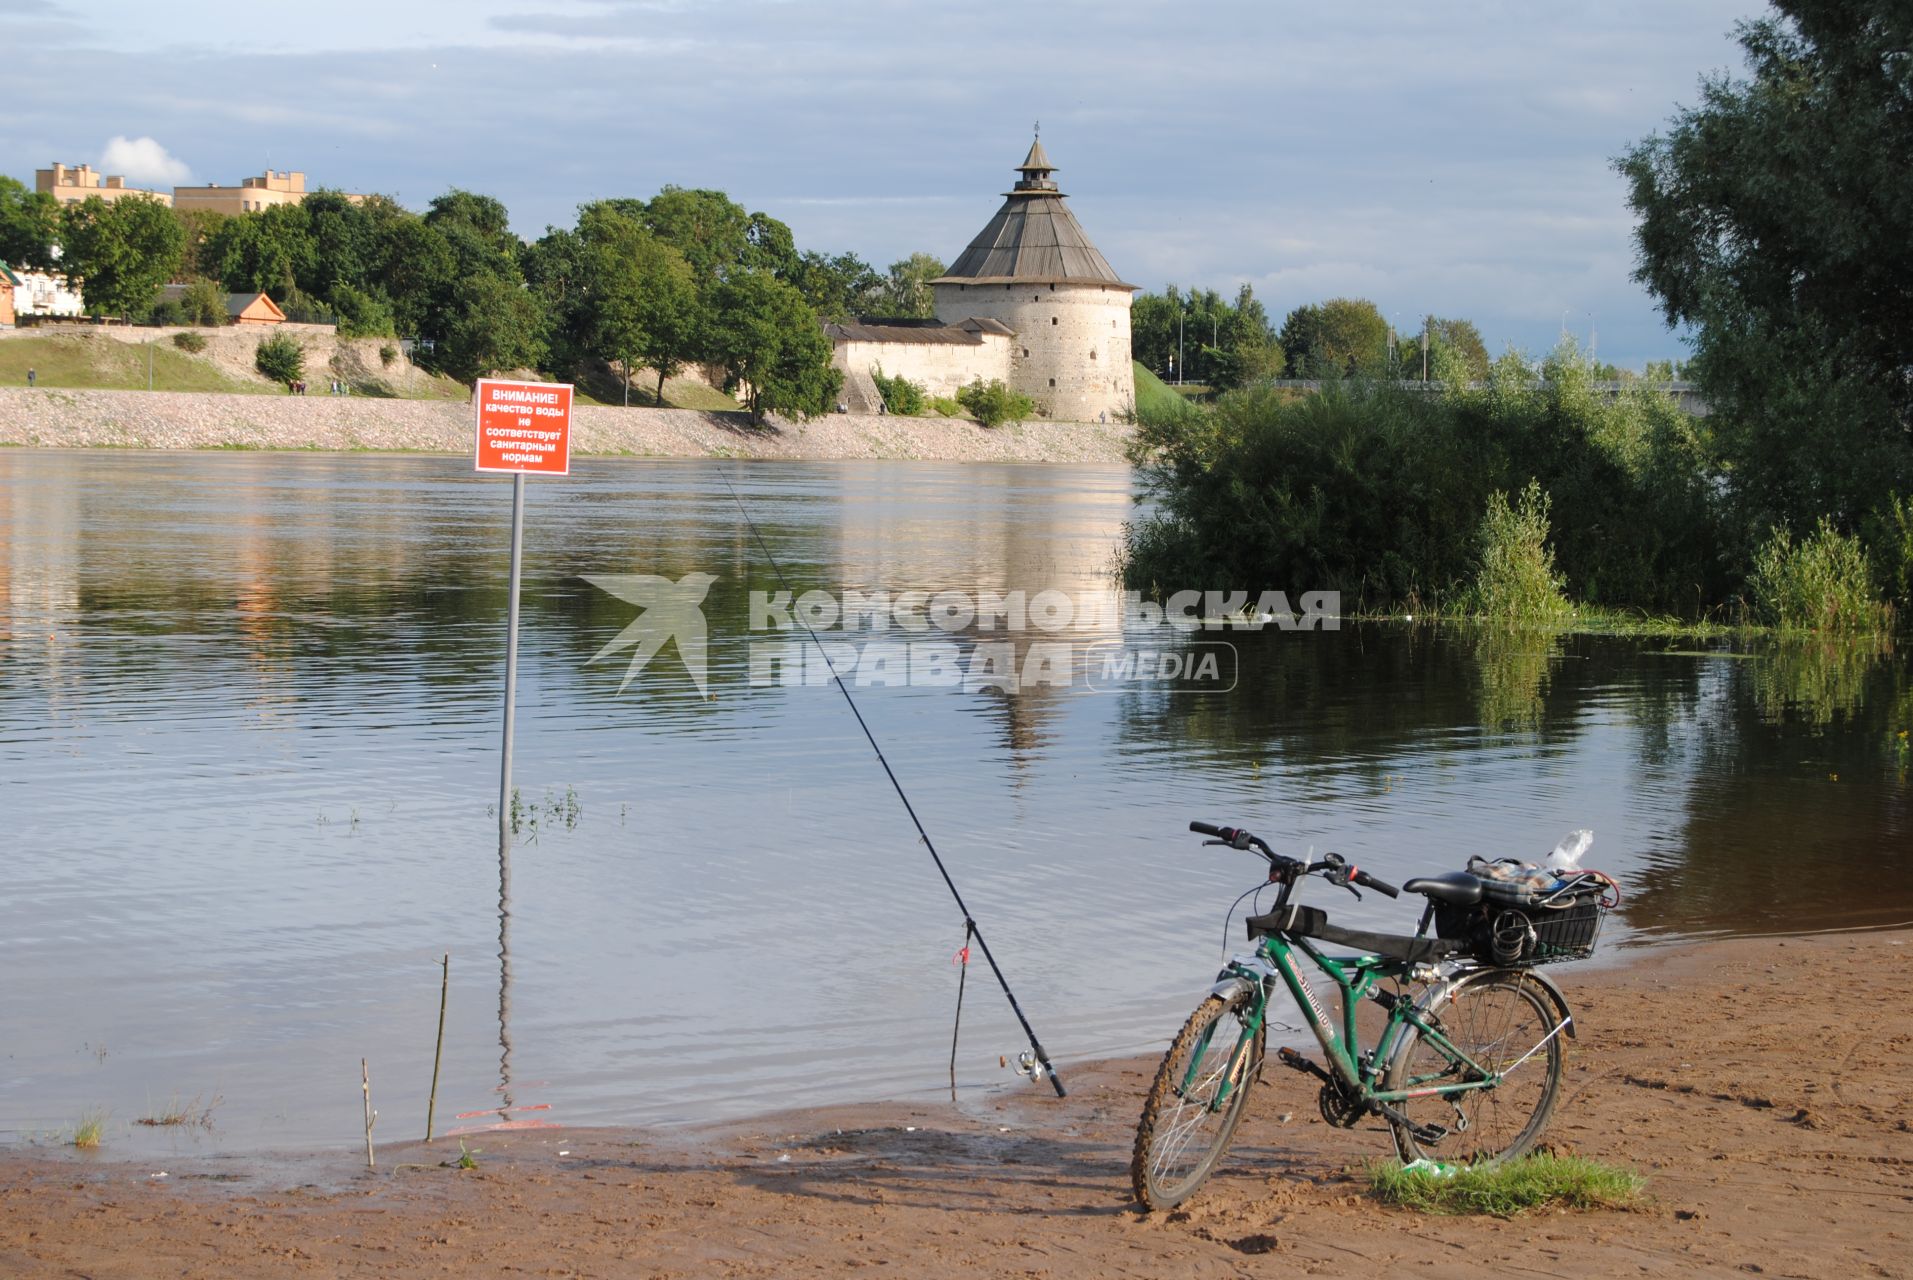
[{"x1": 718, "y1": 471, "x2": 1067, "y2": 1098}]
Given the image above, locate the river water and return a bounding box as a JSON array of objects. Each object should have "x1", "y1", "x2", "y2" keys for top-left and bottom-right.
[{"x1": 1, "y1": 451, "x2": 1907, "y2": 1154}]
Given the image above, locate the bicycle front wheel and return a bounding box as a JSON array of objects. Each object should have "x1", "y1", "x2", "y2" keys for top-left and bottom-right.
[
  {"x1": 1131, "y1": 989, "x2": 1265, "y2": 1210},
  {"x1": 1383, "y1": 968, "x2": 1565, "y2": 1166}
]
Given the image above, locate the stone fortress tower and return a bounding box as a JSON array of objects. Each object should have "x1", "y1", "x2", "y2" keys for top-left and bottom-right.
[
  {"x1": 825, "y1": 137, "x2": 1136, "y2": 423},
  {"x1": 931, "y1": 138, "x2": 1137, "y2": 422}
]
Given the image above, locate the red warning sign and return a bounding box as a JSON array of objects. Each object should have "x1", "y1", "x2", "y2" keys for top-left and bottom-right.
[{"x1": 474, "y1": 378, "x2": 573, "y2": 475}]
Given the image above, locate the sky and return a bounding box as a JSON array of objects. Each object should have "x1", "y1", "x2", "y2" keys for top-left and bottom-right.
[{"x1": 1, "y1": 0, "x2": 1763, "y2": 367}]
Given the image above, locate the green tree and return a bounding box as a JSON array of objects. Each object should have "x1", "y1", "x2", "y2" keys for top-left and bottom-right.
[
  {"x1": 332, "y1": 283, "x2": 396, "y2": 338},
  {"x1": 880, "y1": 253, "x2": 946, "y2": 318},
  {"x1": 300, "y1": 189, "x2": 375, "y2": 300},
  {"x1": 59, "y1": 195, "x2": 185, "y2": 319},
  {"x1": 1209, "y1": 283, "x2": 1283, "y2": 390},
  {"x1": 172, "y1": 207, "x2": 229, "y2": 281},
  {"x1": 0, "y1": 176, "x2": 62, "y2": 269},
  {"x1": 1278, "y1": 298, "x2": 1390, "y2": 378},
  {"x1": 572, "y1": 205, "x2": 700, "y2": 405},
  {"x1": 634, "y1": 188, "x2": 797, "y2": 285},
  {"x1": 436, "y1": 273, "x2": 546, "y2": 382},
  {"x1": 178, "y1": 276, "x2": 227, "y2": 326},
  {"x1": 1617, "y1": 0, "x2": 1913, "y2": 538},
  {"x1": 1400, "y1": 315, "x2": 1491, "y2": 382},
  {"x1": 208, "y1": 203, "x2": 314, "y2": 298},
  {"x1": 705, "y1": 267, "x2": 841, "y2": 423},
  {"x1": 424, "y1": 190, "x2": 516, "y2": 256},
  {"x1": 522, "y1": 224, "x2": 590, "y2": 370},
  {"x1": 368, "y1": 213, "x2": 458, "y2": 339},
  {"x1": 1130, "y1": 287, "x2": 1182, "y2": 379},
  {"x1": 790, "y1": 250, "x2": 882, "y2": 321}
]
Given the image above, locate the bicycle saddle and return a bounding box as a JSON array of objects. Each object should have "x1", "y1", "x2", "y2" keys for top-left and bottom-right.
[{"x1": 1403, "y1": 870, "x2": 1484, "y2": 906}]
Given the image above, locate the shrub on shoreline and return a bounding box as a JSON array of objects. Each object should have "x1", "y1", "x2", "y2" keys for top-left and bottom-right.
[
  {"x1": 957, "y1": 378, "x2": 1036, "y2": 429},
  {"x1": 1122, "y1": 345, "x2": 1728, "y2": 617},
  {"x1": 255, "y1": 333, "x2": 305, "y2": 387},
  {"x1": 871, "y1": 366, "x2": 926, "y2": 416},
  {"x1": 1465, "y1": 481, "x2": 1571, "y2": 622},
  {"x1": 1747, "y1": 518, "x2": 1890, "y2": 633}
]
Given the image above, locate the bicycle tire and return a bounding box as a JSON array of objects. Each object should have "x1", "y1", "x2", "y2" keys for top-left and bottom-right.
[
  {"x1": 1131, "y1": 989, "x2": 1265, "y2": 1210},
  {"x1": 1382, "y1": 968, "x2": 1565, "y2": 1165}
]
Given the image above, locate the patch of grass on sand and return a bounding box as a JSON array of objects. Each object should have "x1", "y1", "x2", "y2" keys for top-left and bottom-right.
[
  {"x1": 136, "y1": 1093, "x2": 220, "y2": 1129},
  {"x1": 0, "y1": 334, "x2": 271, "y2": 394},
  {"x1": 68, "y1": 1109, "x2": 108, "y2": 1149},
  {"x1": 1367, "y1": 1154, "x2": 1644, "y2": 1216}
]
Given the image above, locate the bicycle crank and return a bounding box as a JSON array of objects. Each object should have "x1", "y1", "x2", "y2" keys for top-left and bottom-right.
[{"x1": 1317, "y1": 1082, "x2": 1363, "y2": 1128}]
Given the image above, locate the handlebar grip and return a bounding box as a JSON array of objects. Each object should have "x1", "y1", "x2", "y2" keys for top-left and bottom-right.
[
  {"x1": 1353, "y1": 868, "x2": 1400, "y2": 899},
  {"x1": 1189, "y1": 821, "x2": 1226, "y2": 838}
]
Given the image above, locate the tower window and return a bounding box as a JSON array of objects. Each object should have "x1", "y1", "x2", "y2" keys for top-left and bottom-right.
[
  {"x1": 1032, "y1": 295, "x2": 1039, "y2": 302},
  {"x1": 1048, "y1": 284, "x2": 1056, "y2": 292},
  {"x1": 1021, "y1": 348, "x2": 1029, "y2": 358},
  {"x1": 1090, "y1": 350, "x2": 1097, "y2": 361},
  {"x1": 1051, "y1": 317, "x2": 1058, "y2": 326},
  {"x1": 1048, "y1": 378, "x2": 1056, "y2": 387}
]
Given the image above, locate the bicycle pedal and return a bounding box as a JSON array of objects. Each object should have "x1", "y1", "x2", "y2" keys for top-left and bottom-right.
[
  {"x1": 1411, "y1": 1122, "x2": 1449, "y2": 1146},
  {"x1": 1276, "y1": 1047, "x2": 1333, "y2": 1084}
]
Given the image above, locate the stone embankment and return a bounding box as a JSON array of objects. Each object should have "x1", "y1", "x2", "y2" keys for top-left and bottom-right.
[{"x1": 0, "y1": 388, "x2": 1135, "y2": 464}]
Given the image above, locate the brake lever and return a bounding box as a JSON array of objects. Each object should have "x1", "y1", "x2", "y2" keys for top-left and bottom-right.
[{"x1": 1320, "y1": 852, "x2": 1363, "y2": 900}]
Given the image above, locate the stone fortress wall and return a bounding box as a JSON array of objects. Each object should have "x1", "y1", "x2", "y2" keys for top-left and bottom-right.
[
  {"x1": 830, "y1": 330, "x2": 1012, "y2": 401},
  {"x1": 933, "y1": 281, "x2": 1134, "y2": 422}
]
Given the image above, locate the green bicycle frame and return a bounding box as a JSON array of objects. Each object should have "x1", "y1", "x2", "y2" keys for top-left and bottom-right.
[{"x1": 1185, "y1": 934, "x2": 1511, "y2": 1113}]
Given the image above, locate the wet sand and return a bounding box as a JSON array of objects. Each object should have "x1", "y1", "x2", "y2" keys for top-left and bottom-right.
[{"x1": 2, "y1": 928, "x2": 1908, "y2": 1278}]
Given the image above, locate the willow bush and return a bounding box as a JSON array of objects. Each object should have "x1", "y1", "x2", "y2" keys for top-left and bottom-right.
[
  {"x1": 1747, "y1": 519, "x2": 1890, "y2": 633},
  {"x1": 1123, "y1": 344, "x2": 1726, "y2": 615},
  {"x1": 1465, "y1": 481, "x2": 1571, "y2": 622}
]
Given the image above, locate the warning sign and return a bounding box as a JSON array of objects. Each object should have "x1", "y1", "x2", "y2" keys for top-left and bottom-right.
[{"x1": 474, "y1": 378, "x2": 574, "y2": 475}]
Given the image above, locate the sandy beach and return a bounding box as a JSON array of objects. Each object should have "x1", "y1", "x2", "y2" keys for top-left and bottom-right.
[
  {"x1": 2, "y1": 927, "x2": 1906, "y2": 1278},
  {"x1": 0, "y1": 388, "x2": 1136, "y2": 464}
]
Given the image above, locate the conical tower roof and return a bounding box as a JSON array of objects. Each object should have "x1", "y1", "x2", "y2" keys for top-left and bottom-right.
[{"x1": 933, "y1": 140, "x2": 1135, "y2": 289}]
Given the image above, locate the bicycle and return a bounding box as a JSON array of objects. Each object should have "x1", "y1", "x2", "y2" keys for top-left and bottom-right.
[{"x1": 1131, "y1": 820, "x2": 1604, "y2": 1211}]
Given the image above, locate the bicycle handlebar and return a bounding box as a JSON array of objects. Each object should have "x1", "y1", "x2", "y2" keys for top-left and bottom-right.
[
  {"x1": 1191, "y1": 822, "x2": 1400, "y2": 897},
  {"x1": 1351, "y1": 867, "x2": 1400, "y2": 899}
]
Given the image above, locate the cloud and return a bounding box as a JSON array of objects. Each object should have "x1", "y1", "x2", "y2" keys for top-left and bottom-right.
[{"x1": 98, "y1": 136, "x2": 192, "y2": 186}]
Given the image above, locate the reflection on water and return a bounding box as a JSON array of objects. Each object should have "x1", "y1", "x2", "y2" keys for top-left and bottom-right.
[{"x1": 0, "y1": 452, "x2": 1906, "y2": 1152}]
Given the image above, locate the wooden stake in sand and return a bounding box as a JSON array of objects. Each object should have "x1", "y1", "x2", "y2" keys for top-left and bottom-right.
[
  {"x1": 426, "y1": 953, "x2": 449, "y2": 1142},
  {"x1": 362, "y1": 1059, "x2": 377, "y2": 1169}
]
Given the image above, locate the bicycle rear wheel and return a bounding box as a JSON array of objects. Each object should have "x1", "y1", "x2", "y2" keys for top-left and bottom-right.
[
  {"x1": 1383, "y1": 968, "x2": 1565, "y2": 1165},
  {"x1": 1131, "y1": 989, "x2": 1265, "y2": 1210}
]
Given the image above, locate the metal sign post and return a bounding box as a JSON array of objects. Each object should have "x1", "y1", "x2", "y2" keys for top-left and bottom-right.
[
  {"x1": 499, "y1": 471, "x2": 525, "y2": 856},
  {"x1": 473, "y1": 378, "x2": 575, "y2": 858}
]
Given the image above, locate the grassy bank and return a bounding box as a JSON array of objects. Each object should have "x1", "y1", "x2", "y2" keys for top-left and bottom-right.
[{"x1": 0, "y1": 333, "x2": 270, "y2": 395}]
